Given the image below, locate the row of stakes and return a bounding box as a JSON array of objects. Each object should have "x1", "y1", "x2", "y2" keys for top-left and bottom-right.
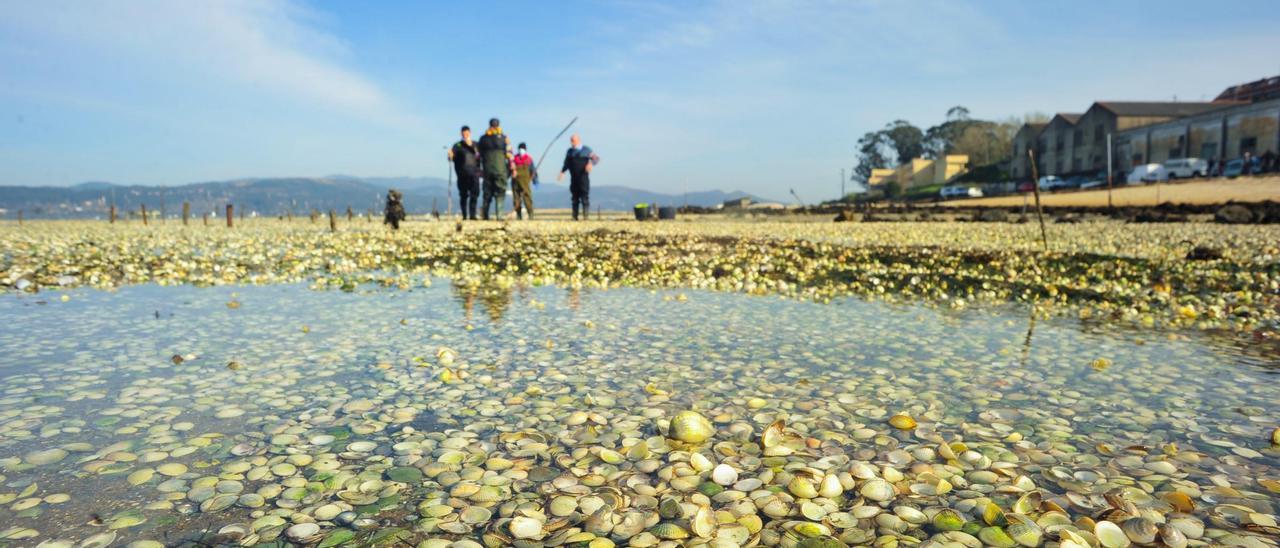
[{"x1": 6, "y1": 204, "x2": 376, "y2": 231}]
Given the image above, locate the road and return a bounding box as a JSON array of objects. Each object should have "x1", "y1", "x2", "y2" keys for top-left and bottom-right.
[{"x1": 944, "y1": 176, "x2": 1279, "y2": 207}]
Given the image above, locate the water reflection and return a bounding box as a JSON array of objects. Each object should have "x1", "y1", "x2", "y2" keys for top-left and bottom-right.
[{"x1": 450, "y1": 279, "x2": 514, "y2": 323}]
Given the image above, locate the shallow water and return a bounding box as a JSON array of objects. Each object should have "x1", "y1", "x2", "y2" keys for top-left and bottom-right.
[{"x1": 0, "y1": 281, "x2": 1277, "y2": 546}]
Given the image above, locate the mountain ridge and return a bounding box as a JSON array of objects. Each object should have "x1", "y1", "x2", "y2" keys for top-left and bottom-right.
[{"x1": 0, "y1": 177, "x2": 778, "y2": 218}]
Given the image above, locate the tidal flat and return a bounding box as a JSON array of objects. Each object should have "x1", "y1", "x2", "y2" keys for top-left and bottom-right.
[{"x1": 0, "y1": 219, "x2": 1277, "y2": 547}]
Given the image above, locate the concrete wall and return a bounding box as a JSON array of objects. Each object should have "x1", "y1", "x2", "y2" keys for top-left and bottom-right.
[
  {"x1": 868, "y1": 169, "x2": 895, "y2": 187},
  {"x1": 1227, "y1": 109, "x2": 1280, "y2": 158},
  {"x1": 935, "y1": 155, "x2": 968, "y2": 184}
]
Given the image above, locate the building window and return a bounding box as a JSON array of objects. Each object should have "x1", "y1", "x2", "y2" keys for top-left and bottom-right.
[
  {"x1": 1132, "y1": 153, "x2": 1144, "y2": 165},
  {"x1": 1073, "y1": 129, "x2": 1083, "y2": 147},
  {"x1": 1056, "y1": 136, "x2": 1064, "y2": 151},
  {"x1": 1094, "y1": 124, "x2": 1104, "y2": 143},
  {"x1": 1072, "y1": 158, "x2": 1082, "y2": 171},
  {"x1": 1055, "y1": 160, "x2": 1063, "y2": 174},
  {"x1": 1200, "y1": 142, "x2": 1218, "y2": 159},
  {"x1": 1241, "y1": 137, "x2": 1258, "y2": 156}
]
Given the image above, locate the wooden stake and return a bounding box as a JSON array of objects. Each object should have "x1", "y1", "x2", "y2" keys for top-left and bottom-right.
[
  {"x1": 346, "y1": 206, "x2": 353, "y2": 221},
  {"x1": 141, "y1": 204, "x2": 149, "y2": 225},
  {"x1": 182, "y1": 202, "x2": 190, "y2": 225},
  {"x1": 203, "y1": 212, "x2": 209, "y2": 226},
  {"x1": 310, "y1": 210, "x2": 318, "y2": 223},
  {"x1": 226, "y1": 204, "x2": 234, "y2": 228},
  {"x1": 328, "y1": 210, "x2": 337, "y2": 232},
  {"x1": 17, "y1": 210, "x2": 22, "y2": 226},
  {"x1": 1026, "y1": 149, "x2": 1048, "y2": 250},
  {"x1": 110, "y1": 205, "x2": 117, "y2": 224}
]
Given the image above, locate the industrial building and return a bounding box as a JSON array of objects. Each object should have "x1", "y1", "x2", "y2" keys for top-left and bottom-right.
[
  {"x1": 1009, "y1": 75, "x2": 1275, "y2": 180},
  {"x1": 1115, "y1": 97, "x2": 1280, "y2": 171}
]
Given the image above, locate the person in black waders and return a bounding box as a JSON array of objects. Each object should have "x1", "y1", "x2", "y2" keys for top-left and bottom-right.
[
  {"x1": 383, "y1": 189, "x2": 406, "y2": 229},
  {"x1": 478, "y1": 118, "x2": 512, "y2": 220},
  {"x1": 448, "y1": 126, "x2": 482, "y2": 220},
  {"x1": 557, "y1": 134, "x2": 599, "y2": 220}
]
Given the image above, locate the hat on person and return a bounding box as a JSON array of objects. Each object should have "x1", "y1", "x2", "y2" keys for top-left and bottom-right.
[
  {"x1": 489, "y1": 118, "x2": 500, "y2": 128},
  {"x1": 460, "y1": 125, "x2": 470, "y2": 132},
  {"x1": 517, "y1": 142, "x2": 527, "y2": 151}
]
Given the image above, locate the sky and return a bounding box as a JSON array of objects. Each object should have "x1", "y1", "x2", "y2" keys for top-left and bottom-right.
[{"x1": 2, "y1": 0, "x2": 1278, "y2": 200}]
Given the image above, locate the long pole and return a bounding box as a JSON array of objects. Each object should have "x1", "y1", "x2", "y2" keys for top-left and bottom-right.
[
  {"x1": 535, "y1": 116, "x2": 578, "y2": 172},
  {"x1": 1106, "y1": 133, "x2": 1114, "y2": 209},
  {"x1": 841, "y1": 168, "x2": 846, "y2": 199},
  {"x1": 1026, "y1": 149, "x2": 1048, "y2": 250}
]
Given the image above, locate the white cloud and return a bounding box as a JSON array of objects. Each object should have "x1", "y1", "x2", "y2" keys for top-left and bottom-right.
[{"x1": 0, "y1": 0, "x2": 418, "y2": 128}]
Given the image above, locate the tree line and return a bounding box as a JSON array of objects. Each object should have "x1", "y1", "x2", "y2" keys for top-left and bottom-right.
[{"x1": 853, "y1": 107, "x2": 1048, "y2": 184}]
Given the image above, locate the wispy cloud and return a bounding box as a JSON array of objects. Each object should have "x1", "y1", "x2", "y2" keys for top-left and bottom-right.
[{"x1": 0, "y1": 0, "x2": 419, "y2": 128}]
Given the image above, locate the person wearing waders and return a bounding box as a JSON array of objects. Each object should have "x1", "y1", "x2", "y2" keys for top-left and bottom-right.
[
  {"x1": 448, "y1": 126, "x2": 482, "y2": 220},
  {"x1": 511, "y1": 143, "x2": 537, "y2": 220},
  {"x1": 478, "y1": 118, "x2": 513, "y2": 220},
  {"x1": 383, "y1": 189, "x2": 406, "y2": 230},
  {"x1": 557, "y1": 134, "x2": 598, "y2": 220}
]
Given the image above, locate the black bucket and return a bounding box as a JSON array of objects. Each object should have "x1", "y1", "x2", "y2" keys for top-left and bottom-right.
[
  {"x1": 634, "y1": 206, "x2": 648, "y2": 221},
  {"x1": 658, "y1": 206, "x2": 677, "y2": 220}
]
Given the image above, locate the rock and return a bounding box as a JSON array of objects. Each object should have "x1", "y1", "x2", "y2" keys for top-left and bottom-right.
[
  {"x1": 1215, "y1": 204, "x2": 1254, "y2": 224},
  {"x1": 977, "y1": 209, "x2": 1009, "y2": 222},
  {"x1": 833, "y1": 210, "x2": 862, "y2": 223}
]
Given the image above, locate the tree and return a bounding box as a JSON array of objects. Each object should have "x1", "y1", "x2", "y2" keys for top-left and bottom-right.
[
  {"x1": 882, "y1": 120, "x2": 925, "y2": 165},
  {"x1": 924, "y1": 105, "x2": 980, "y2": 158},
  {"x1": 853, "y1": 130, "x2": 890, "y2": 182},
  {"x1": 853, "y1": 120, "x2": 925, "y2": 183}
]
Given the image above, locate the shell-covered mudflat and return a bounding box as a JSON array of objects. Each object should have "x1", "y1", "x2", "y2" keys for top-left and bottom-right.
[
  {"x1": 0, "y1": 278, "x2": 1277, "y2": 547},
  {"x1": 1, "y1": 219, "x2": 1278, "y2": 333}
]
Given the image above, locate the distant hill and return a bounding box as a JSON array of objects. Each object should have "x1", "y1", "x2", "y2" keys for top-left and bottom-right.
[{"x1": 0, "y1": 177, "x2": 775, "y2": 218}]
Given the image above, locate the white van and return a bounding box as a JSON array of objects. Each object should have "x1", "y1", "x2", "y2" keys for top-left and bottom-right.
[
  {"x1": 1127, "y1": 164, "x2": 1166, "y2": 184},
  {"x1": 1162, "y1": 158, "x2": 1208, "y2": 179}
]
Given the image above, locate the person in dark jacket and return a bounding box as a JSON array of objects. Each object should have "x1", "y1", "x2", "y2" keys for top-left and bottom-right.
[
  {"x1": 478, "y1": 117, "x2": 512, "y2": 220},
  {"x1": 383, "y1": 189, "x2": 406, "y2": 230},
  {"x1": 448, "y1": 126, "x2": 481, "y2": 220},
  {"x1": 557, "y1": 134, "x2": 598, "y2": 220}
]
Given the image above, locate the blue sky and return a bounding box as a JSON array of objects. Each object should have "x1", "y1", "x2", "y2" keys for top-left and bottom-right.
[{"x1": 2, "y1": 0, "x2": 1277, "y2": 199}]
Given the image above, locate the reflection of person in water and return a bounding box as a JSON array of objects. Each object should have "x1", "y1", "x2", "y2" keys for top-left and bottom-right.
[
  {"x1": 567, "y1": 287, "x2": 582, "y2": 311},
  {"x1": 452, "y1": 282, "x2": 476, "y2": 325},
  {"x1": 451, "y1": 279, "x2": 513, "y2": 323},
  {"x1": 478, "y1": 284, "x2": 512, "y2": 322}
]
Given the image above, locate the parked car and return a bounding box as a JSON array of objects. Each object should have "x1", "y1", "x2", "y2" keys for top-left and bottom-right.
[
  {"x1": 1127, "y1": 164, "x2": 1166, "y2": 184},
  {"x1": 1038, "y1": 175, "x2": 1068, "y2": 191},
  {"x1": 1062, "y1": 175, "x2": 1086, "y2": 189},
  {"x1": 1163, "y1": 158, "x2": 1208, "y2": 179},
  {"x1": 1222, "y1": 159, "x2": 1245, "y2": 178},
  {"x1": 939, "y1": 186, "x2": 983, "y2": 199},
  {"x1": 1080, "y1": 172, "x2": 1107, "y2": 190},
  {"x1": 1017, "y1": 182, "x2": 1035, "y2": 193}
]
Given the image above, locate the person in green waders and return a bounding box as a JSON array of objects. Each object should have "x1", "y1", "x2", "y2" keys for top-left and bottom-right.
[
  {"x1": 478, "y1": 118, "x2": 512, "y2": 220},
  {"x1": 511, "y1": 143, "x2": 537, "y2": 219}
]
